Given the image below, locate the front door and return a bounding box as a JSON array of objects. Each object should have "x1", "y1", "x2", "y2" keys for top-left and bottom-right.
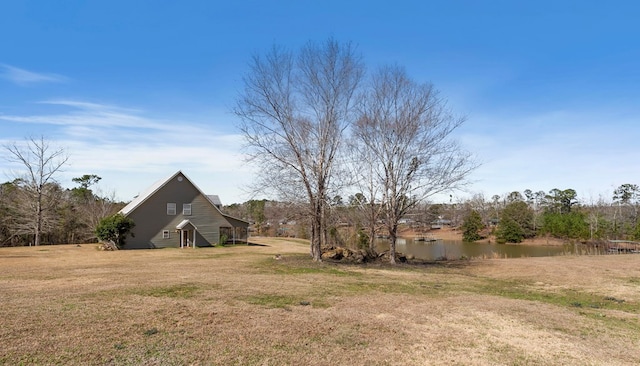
[{"x1": 182, "y1": 230, "x2": 192, "y2": 248}]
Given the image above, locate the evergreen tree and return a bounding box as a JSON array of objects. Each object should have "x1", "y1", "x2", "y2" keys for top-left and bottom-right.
[
  {"x1": 95, "y1": 213, "x2": 135, "y2": 248},
  {"x1": 496, "y1": 201, "x2": 534, "y2": 243},
  {"x1": 496, "y1": 216, "x2": 525, "y2": 243},
  {"x1": 462, "y1": 210, "x2": 483, "y2": 242}
]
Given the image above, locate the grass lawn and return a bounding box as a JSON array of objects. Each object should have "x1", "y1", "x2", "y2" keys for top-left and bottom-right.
[{"x1": 1, "y1": 238, "x2": 639, "y2": 365}]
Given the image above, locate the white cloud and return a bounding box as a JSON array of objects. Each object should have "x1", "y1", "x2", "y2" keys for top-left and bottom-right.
[
  {"x1": 0, "y1": 100, "x2": 254, "y2": 203},
  {"x1": 456, "y1": 107, "x2": 640, "y2": 202},
  {"x1": 1, "y1": 99, "x2": 173, "y2": 132},
  {"x1": 0, "y1": 64, "x2": 68, "y2": 86}
]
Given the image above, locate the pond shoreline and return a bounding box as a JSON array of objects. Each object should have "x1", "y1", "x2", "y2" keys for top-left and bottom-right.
[{"x1": 398, "y1": 226, "x2": 567, "y2": 246}]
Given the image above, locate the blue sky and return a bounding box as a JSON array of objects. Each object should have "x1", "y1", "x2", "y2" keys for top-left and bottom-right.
[{"x1": 1, "y1": 0, "x2": 639, "y2": 204}]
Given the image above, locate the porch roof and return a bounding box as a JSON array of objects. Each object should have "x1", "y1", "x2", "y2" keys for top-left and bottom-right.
[{"x1": 176, "y1": 219, "x2": 198, "y2": 230}]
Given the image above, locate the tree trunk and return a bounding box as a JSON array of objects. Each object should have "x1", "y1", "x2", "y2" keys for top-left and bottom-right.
[
  {"x1": 311, "y1": 229, "x2": 322, "y2": 261},
  {"x1": 388, "y1": 224, "x2": 397, "y2": 264},
  {"x1": 35, "y1": 196, "x2": 42, "y2": 246},
  {"x1": 368, "y1": 225, "x2": 376, "y2": 252},
  {"x1": 368, "y1": 205, "x2": 377, "y2": 252},
  {"x1": 321, "y1": 200, "x2": 328, "y2": 248},
  {"x1": 310, "y1": 201, "x2": 323, "y2": 261}
]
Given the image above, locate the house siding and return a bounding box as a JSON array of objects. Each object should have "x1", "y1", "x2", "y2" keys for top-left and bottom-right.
[{"x1": 124, "y1": 173, "x2": 230, "y2": 249}]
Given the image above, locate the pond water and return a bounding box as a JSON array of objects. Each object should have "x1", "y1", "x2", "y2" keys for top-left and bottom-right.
[{"x1": 374, "y1": 238, "x2": 605, "y2": 260}]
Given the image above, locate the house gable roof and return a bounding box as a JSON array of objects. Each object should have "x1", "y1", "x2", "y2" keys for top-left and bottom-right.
[
  {"x1": 118, "y1": 170, "x2": 249, "y2": 226},
  {"x1": 207, "y1": 195, "x2": 222, "y2": 207},
  {"x1": 119, "y1": 170, "x2": 182, "y2": 216}
]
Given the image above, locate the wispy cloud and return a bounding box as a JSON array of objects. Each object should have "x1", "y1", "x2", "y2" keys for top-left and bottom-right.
[
  {"x1": 0, "y1": 99, "x2": 182, "y2": 134},
  {"x1": 456, "y1": 107, "x2": 640, "y2": 202},
  {"x1": 0, "y1": 99, "x2": 252, "y2": 202},
  {"x1": 0, "y1": 64, "x2": 68, "y2": 86}
]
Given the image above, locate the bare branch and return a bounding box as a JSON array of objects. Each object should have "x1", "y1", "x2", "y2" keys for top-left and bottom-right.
[
  {"x1": 3, "y1": 136, "x2": 69, "y2": 246},
  {"x1": 234, "y1": 38, "x2": 364, "y2": 260}
]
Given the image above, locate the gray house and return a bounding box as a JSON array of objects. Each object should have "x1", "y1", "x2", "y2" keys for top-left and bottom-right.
[{"x1": 119, "y1": 171, "x2": 249, "y2": 249}]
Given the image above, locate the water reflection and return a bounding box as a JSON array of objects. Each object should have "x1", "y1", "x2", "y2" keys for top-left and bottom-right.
[{"x1": 374, "y1": 238, "x2": 604, "y2": 260}]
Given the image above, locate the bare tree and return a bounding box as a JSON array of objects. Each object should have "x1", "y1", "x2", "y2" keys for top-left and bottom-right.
[
  {"x1": 234, "y1": 38, "x2": 364, "y2": 261},
  {"x1": 460, "y1": 193, "x2": 491, "y2": 228},
  {"x1": 347, "y1": 139, "x2": 384, "y2": 251},
  {"x1": 4, "y1": 136, "x2": 69, "y2": 246},
  {"x1": 82, "y1": 188, "x2": 121, "y2": 242},
  {"x1": 68, "y1": 175, "x2": 121, "y2": 242},
  {"x1": 353, "y1": 66, "x2": 476, "y2": 263},
  {"x1": 613, "y1": 183, "x2": 640, "y2": 231}
]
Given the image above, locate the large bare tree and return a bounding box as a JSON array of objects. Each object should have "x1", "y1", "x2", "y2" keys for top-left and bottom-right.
[
  {"x1": 4, "y1": 136, "x2": 69, "y2": 246},
  {"x1": 234, "y1": 38, "x2": 364, "y2": 261},
  {"x1": 353, "y1": 66, "x2": 476, "y2": 263}
]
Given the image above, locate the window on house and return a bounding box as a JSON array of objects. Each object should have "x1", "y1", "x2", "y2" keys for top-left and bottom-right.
[
  {"x1": 167, "y1": 203, "x2": 176, "y2": 215},
  {"x1": 183, "y1": 203, "x2": 192, "y2": 215},
  {"x1": 162, "y1": 230, "x2": 170, "y2": 239}
]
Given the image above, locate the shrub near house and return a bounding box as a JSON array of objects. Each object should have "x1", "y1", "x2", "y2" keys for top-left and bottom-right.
[{"x1": 95, "y1": 213, "x2": 135, "y2": 249}]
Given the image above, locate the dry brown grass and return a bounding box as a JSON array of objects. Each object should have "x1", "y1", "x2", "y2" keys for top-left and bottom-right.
[{"x1": 1, "y1": 238, "x2": 640, "y2": 365}]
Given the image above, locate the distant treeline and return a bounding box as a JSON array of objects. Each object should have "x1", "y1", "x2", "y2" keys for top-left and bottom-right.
[
  {"x1": 2, "y1": 177, "x2": 638, "y2": 247},
  {"x1": 225, "y1": 185, "x2": 640, "y2": 246},
  {"x1": 0, "y1": 175, "x2": 124, "y2": 247},
  {"x1": 459, "y1": 186, "x2": 640, "y2": 243}
]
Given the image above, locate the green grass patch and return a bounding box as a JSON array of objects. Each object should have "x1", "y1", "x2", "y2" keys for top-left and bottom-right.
[
  {"x1": 332, "y1": 326, "x2": 369, "y2": 348},
  {"x1": 143, "y1": 327, "x2": 159, "y2": 336},
  {"x1": 182, "y1": 252, "x2": 239, "y2": 260},
  {"x1": 337, "y1": 280, "x2": 440, "y2": 296},
  {"x1": 579, "y1": 311, "x2": 640, "y2": 334},
  {"x1": 307, "y1": 298, "x2": 332, "y2": 308},
  {"x1": 628, "y1": 277, "x2": 640, "y2": 284},
  {"x1": 272, "y1": 264, "x2": 358, "y2": 277},
  {"x1": 259, "y1": 255, "x2": 362, "y2": 277},
  {"x1": 242, "y1": 292, "x2": 332, "y2": 309},
  {"x1": 243, "y1": 294, "x2": 300, "y2": 308},
  {"x1": 470, "y1": 279, "x2": 640, "y2": 315},
  {"x1": 60, "y1": 301, "x2": 80, "y2": 311},
  {"x1": 456, "y1": 276, "x2": 640, "y2": 335},
  {"x1": 132, "y1": 284, "x2": 200, "y2": 299}
]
